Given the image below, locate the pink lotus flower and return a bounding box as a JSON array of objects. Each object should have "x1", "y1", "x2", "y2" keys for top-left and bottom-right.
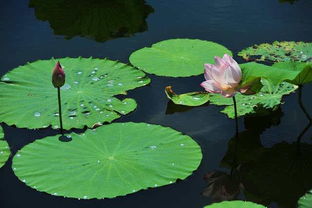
[
  {"x1": 200, "y1": 54, "x2": 246, "y2": 98},
  {"x1": 52, "y1": 61, "x2": 65, "y2": 88}
]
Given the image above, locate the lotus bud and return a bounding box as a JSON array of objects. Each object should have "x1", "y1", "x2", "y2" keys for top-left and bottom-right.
[{"x1": 52, "y1": 61, "x2": 65, "y2": 88}]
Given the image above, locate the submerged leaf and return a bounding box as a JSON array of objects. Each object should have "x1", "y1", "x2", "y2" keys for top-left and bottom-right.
[
  {"x1": 204, "y1": 200, "x2": 266, "y2": 208},
  {"x1": 0, "y1": 57, "x2": 150, "y2": 130},
  {"x1": 0, "y1": 126, "x2": 10, "y2": 168},
  {"x1": 129, "y1": 39, "x2": 232, "y2": 77},
  {"x1": 12, "y1": 122, "x2": 202, "y2": 199},
  {"x1": 29, "y1": 0, "x2": 154, "y2": 42},
  {"x1": 238, "y1": 41, "x2": 312, "y2": 62}
]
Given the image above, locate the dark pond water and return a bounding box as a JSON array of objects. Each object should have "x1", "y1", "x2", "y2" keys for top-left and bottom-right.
[{"x1": 1, "y1": 0, "x2": 312, "y2": 207}]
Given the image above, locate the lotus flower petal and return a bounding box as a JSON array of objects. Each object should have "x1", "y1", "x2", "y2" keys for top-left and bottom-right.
[
  {"x1": 200, "y1": 80, "x2": 221, "y2": 94},
  {"x1": 201, "y1": 54, "x2": 242, "y2": 98}
]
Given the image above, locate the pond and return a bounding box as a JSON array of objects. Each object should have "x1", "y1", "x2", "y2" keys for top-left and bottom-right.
[{"x1": 0, "y1": 0, "x2": 312, "y2": 208}]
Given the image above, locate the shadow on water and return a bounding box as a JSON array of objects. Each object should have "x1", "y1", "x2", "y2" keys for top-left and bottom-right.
[
  {"x1": 203, "y1": 86, "x2": 312, "y2": 207},
  {"x1": 29, "y1": 0, "x2": 154, "y2": 42}
]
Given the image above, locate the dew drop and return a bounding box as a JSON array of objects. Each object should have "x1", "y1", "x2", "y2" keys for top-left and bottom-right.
[
  {"x1": 108, "y1": 104, "x2": 113, "y2": 108},
  {"x1": 154, "y1": 184, "x2": 158, "y2": 187},
  {"x1": 77, "y1": 72, "x2": 82, "y2": 75},
  {"x1": 16, "y1": 154, "x2": 21, "y2": 157},
  {"x1": 73, "y1": 81, "x2": 79, "y2": 84},
  {"x1": 171, "y1": 162, "x2": 175, "y2": 166},
  {"x1": 180, "y1": 143, "x2": 185, "y2": 146},
  {"x1": 22, "y1": 179, "x2": 26, "y2": 182},
  {"x1": 120, "y1": 111, "x2": 125, "y2": 114},
  {"x1": 2, "y1": 77, "x2": 10, "y2": 81},
  {"x1": 149, "y1": 145, "x2": 157, "y2": 150},
  {"x1": 61, "y1": 84, "x2": 71, "y2": 90},
  {"x1": 107, "y1": 99, "x2": 112, "y2": 102},
  {"x1": 92, "y1": 77, "x2": 99, "y2": 81},
  {"x1": 83, "y1": 196, "x2": 88, "y2": 199},
  {"x1": 118, "y1": 83, "x2": 123, "y2": 86},
  {"x1": 80, "y1": 104, "x2": 84, "y2": 107},
  {"x1": 34, "y1": 112, "x2": 41, "y2": 117},
  {"x1": 193, "y1": 97, "x2": 200, "y2": 100}
]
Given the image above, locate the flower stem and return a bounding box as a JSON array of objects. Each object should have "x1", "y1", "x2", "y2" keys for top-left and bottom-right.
[
  {"x1": 57, "y1": 87, "x2": 64, "y2": 136},
  {"x1": 232, "y1": 96, "x2": 239, "y2": 136},
  {"x1": 298, "y1": 85, "x2": 312, "y2": 123}
]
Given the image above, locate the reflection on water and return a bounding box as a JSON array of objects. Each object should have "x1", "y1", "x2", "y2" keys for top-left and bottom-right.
[
  {"x1": 29, "y1": 0, "x2": 153, "y2": 42},
  {"x1": 208, "y1": 105, "x2": 312, "y2": 208},
  {"x1": 279, "y1": 0, "x2": 299, "y2": 4}
]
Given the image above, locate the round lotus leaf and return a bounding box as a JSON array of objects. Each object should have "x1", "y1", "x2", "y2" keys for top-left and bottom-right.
[
  {"x1": 12, "y1": 122, "x2": 202, "y2": 199},
  {"x1": 129, "y1": 39, "x2": 232, "y2": 77},
  {"x1": 0, "y1": 57, "x2": 150, "y2": 130},
  {"x1": 298, "y1": 190, "x2": 312, "y2": 208},
  {"x1": 204, "y1": 201, "x2": 266, "y2": 208},
  {"x1": 238, "y1": 41, "x2": 312, "y2": 62},
  {"x1": 0, "y1": 126, "x2": 10, "y2": 168}
]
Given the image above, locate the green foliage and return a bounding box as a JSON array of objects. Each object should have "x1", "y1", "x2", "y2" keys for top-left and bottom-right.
[
  {"x1": 165, "y1": 80, "x2": 297, "y2": 118},
  {"x1": 212, "y1": 81, "x2": 297, "y2": 118},
  {"x1": 29, "y1": 0, "x2": 153, "y2": 42},
  {"x1": 0, "y1": 126, "x2": 10, "y2": 168},
  {"x1": 129, "y1": 39, "x2": 232, "y2": 77},
  {"x1": 204, "y1": 201, "x2": 266, "y2": 208},
  {"x1": 12, "y1": 122, "x2": 202, "y2": 199},
  {"x1": 0, "y1": 57, "x2": 150, "y2": 130},
  {"x1": 298, "y1": 190, "x2": 312, "y2": 208},
  {"x1": 238, "y1": 41, "x2": 312, "y2": 62}
]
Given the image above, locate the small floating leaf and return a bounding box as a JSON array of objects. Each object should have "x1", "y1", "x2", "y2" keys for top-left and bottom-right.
[
  {"x1": 129, "y1": 39, "x2": 232, "y2": 77},
  {"x1": 0, "y1": 57, "x2": 150, "y2": 130},
  {"x1": 204, "y1": 200, "x2": 266, "y2": 208},
  {"x1": 298, "y1": 190, "x2": 312, "y2": 208},
  {"x1": 0, "y1": 126, "x2": 10, "y2": 168},
  {"x1": 238, "y1": 41, "x2": 312, "y2": 62},
  {"x1": 165, "y1": 86, "x2": 209, "y2": 106},
  {"x1": 12, "y1": 122, "x2": 202, "y2": 199}
]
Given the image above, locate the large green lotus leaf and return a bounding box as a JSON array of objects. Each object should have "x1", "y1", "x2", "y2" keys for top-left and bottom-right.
[
  {"x1": 204, "y1": 201, "x2": 266, "y2": 208},
  {"x1": 298, "y1": 190, "x2": 312, "y2": 208},
  {"x1": 29, "y1": 0, "x2": 153, "y2": 42},
  {"x1": 12, "y1": 122, "x2": 202, "y2": 199},
  {"x1": 238, "y1": 41, "x2": 312, "y2": 62},
  {"x1": 0, "y1": 57, "x2": 150, "y2": 130},
  {"x1": 164, "y1": 80, "x2": 297, "y2": 118},
  {"x1": 272, "y1": 62, "x2": 312, "y2": 85},
  {"x1": 129, "y1": 39, "x2": 232, "y2": 77},
  {"x1": 0, "y1": 126, "x2": 10, "y2": 168}
]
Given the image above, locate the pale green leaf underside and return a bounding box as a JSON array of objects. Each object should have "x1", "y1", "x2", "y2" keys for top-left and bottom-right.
[
  {"x1": 0, "y1": 57, "x2": 150, "y2": 130},
  {"x1": 0, "y1": 126, "x2": 10, "y2": 168},
  {"x1": 165, "y1": 81, "x2": 297, "y2": 118},
  {"x1": 204, "y1": 200, "x2": 266, "y2": 208},
  {"x1": 298, "y1": 190, "x2": 312, "y2": 208},
  {"x1": 238, "y1": 41, "x2": 312, "y2": 62},
  {"x1": 12, "y1": 122, "x2": 202, "y2": 199},
  {"x1": 129, "y1": 39, "x2": 232, "y2": 77}
]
